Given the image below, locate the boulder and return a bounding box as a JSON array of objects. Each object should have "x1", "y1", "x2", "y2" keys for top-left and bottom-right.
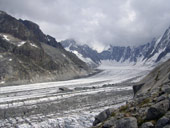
[
  {"x1": 155, "y1": 116, "x2": 169, "y2": 128},
  {"x1": 93, "y1": 111, "x2": 108, "y2": 126},
  {"x1": 102, "y1": 117, "x2": 116, "y2": 128},
  {"x1": 157, "y1": 95, "x2": 167, "y2": 102},
  {"x1": 165, "y1": 111, "x2": 170, "y2": 119},
  {"x1": 141, "y1": 122, "x2": 154, "y2": 128},
  {"x1": 133, "y1": 83, "x2": 144, "y2": 96},
  {"x1": 115, "y1": 117, "x2": 138, "y2": 128},
  {"x1": 93, "y1": 108, "x2": 115, "y2": 126},
  {"x1": 146, "y1": 99, "x2": 169, "y2": 120},
  {"x1": 59, "y1": 87, "x2": 72, "y2": 92},
  {"x1": 162, "y1": 84, "x2": 170, "y2": 94}
]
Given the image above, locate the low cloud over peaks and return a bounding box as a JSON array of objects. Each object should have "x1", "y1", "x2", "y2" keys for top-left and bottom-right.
[{"x1": 0, "y1": 0, "x2": 170, "y2": 51}]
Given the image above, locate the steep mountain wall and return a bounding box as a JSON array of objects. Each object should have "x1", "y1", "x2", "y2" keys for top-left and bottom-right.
[{"x1": 0, "y1": 10, "x2": 90, "y2": 85}]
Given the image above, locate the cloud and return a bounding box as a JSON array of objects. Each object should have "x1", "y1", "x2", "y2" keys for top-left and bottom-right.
[{"x1": 0, "y1": 0, "x2": 170, "y2": 51}]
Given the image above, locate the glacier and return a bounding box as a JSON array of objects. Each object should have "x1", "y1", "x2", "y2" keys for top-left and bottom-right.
[{"x1": 0, "y1": 62, "x2": 151, "y2": 128}]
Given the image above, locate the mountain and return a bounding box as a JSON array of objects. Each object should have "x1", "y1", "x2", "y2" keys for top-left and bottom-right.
[
  {"x1": 62, "y1": 27, "x2": 170, "y2": 66},
  {"x1": 0, "y1": 10, "x2": 90, "y2": 85},
  {"x1": 100, "y1": 27, "x2": 170, "y2": 65},
  {"x1": 61, "y1": 39, "x2": 101, "y2": 67},
  {"x1": 91, "y1": 46, "x2": 170, "y2": 128}
]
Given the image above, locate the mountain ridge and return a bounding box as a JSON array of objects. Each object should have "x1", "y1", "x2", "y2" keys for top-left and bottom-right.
[
  {"x1": 0, "y1": 10, "x2": 91, "y2": 85},
  {"x1": 61, "y1": 27, "x2": 170, "y2": 66}
]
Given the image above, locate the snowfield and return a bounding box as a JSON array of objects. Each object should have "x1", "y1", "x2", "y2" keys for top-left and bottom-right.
[{"x1": 0, "y1": 62, "x2": 151, "y2": 128}]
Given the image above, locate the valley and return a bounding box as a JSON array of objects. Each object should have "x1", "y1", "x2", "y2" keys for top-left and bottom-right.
[
  {"x1": 0, "y1": 63, "x2": 150, "y2": 128},
  {"x1": 0, "y1": 9, "x2": 170, "y2": 128}
]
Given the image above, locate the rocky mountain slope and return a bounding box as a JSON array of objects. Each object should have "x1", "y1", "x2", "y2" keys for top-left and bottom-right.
[
  {"x1": 61, "y1": 27, "x2": 170, "y2": 66},
  {"x1": 61, "y1": 39, "x2": 101, "y2": 67},
  {"x1": 100, "y1": 26, "x2": 170, "y2": 65},
  {"x1": 91, "y1": 59, "x2": 170, "y2": 128},
  {"x1": 0, "y1": 10, "x2": 90, "y2": 85}
]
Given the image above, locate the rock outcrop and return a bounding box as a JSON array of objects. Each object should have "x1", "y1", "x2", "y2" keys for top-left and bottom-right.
[{"x1": 91, "y1": 59, "x2": 170, "y2": 128}]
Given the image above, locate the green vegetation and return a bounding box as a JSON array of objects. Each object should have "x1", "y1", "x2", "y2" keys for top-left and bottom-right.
[
  {"x1": 139, "y1": 98, "x2": 150, "y2": 107},
  {"x1": 137, "y1": 117, "x2": 145, "y2": 126},
  {"x1": 119, "y1": 104, "x2": 128, "y2": 112},
  {"x1": 111, "y1": 112, "x2": 116, "y2": 117}
]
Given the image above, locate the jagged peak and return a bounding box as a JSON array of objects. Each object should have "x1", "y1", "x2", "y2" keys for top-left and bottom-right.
[{"x1": 62, "y1": 39, "x2": 77, "y2": 46}]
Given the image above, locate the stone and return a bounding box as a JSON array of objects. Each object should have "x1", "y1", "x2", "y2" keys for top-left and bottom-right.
[
  {"x1": 155, "y1": 116, "x2": 169, "y2": 128},
  {"x1": 146, "y1": 99, "x2": 169, "y2": 120},
  {"x1": 157, "y1": 94, "x2": 167, "y2": 102},
  {"x1": 93, "y1": 111, "x2": 108, "y2": 126},
  {"x1": 102, "y1": 117, "x2": 116, "y2": 128},
  {"x1": 133, "y1": 83, "x2": 145, "y2": 96},
  {"x1": 59, "y1": 87, "x2": 72, "y2": 92},
  {"x1": 162, "y1": 84, "x2": 170, "y2": 94},
  {"x1": 115, "y1": 117, "x2": 138, "y2": 128},
  {"x1": 93, "y1": 108, "x2": 115, "y2": 126},
  {"x1": 141, "y1": 122, "x2": 154, "y2": 128},
  {"x1": 165, "y1": 111, "x2": 170, "y2": 119}
]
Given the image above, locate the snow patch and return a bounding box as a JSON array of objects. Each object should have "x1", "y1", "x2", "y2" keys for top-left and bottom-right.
[
  {"x1": 0, "y1": 81, "x2": 5, "y2": 84},
  {"x1": 62, "y1": 54, "x2": 66, "y2": 58},
  {"x1": 65, "y1": 46, "x2": 96, "y2": 65},
  {"x1": 72, "y1": 50, "x2": 96, "y2": 65},
  {"x1": 2, "y1": 35, "x2": 10, "y2": 41},
  {"x1": 47, "y1": 38, "x2": 50, "y2": 42},
  {"x1": 30, "y1": 43, "x2": 38, "y2": 48},
  {"x1": 150, "y1": 35, "x2": 163, "y2": 55},
  {"x1": 145, "y1": 47, "x2": 166, "y2": 65},
  {"x1": 9, "y1": 58, "x2": 12, "y2": 61},
  {"x1": 158, "y1": 53, "x2": 170, "y2": 64},
  {"x1": 18, "y1": 41, "x2": 26, "y2": 47}
]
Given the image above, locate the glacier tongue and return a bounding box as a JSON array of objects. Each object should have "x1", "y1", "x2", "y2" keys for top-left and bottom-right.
[{"x1": 0, "y1": 63, "x2": 150, "y2": 128}]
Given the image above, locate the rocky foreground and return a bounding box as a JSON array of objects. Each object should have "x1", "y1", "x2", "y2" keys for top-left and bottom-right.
[{"x1": 92, "y1": 59, "x2": 170, "y2": 128}]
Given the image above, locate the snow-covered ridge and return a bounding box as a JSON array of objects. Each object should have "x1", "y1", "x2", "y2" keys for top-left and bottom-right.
[
  {"x1": 65, "y1": 44, "x2": 98, "y2": 67},
  {"x1": 0, "y1": 33, "x2": 40, "y2": 49},
  {"x1": 62, "y1": 26, "x2": 170, "y2": 67}
]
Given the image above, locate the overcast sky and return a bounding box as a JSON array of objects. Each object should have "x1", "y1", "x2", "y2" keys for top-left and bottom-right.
[{"x1": 0, "y1": 0, "x2": 170, "y2": 51}]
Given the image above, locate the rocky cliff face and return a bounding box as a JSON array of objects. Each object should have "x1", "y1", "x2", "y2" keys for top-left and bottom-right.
[
  {"x1": 0, "y1": 10, "x2": 90, "y2": 85},
  {"x1": 91, "y1": 59, "x2": 170, "y2": 128},
  {"x1": 61, "y1": 39, "x2": 101, "y2": 67},
  {"x1": 100, "y1": 27, "x2": 170, "y2": 65}
]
